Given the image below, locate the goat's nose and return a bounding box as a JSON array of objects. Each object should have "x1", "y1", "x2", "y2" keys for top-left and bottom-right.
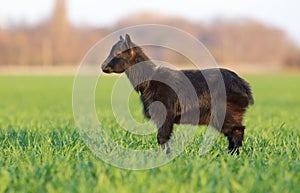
[
  {"x1": 101, "y1": 58, "x2": 110, "y2": 70},
  {"x1": 101, "y1": 64, "x2": 106, "y2": 71},
  {"x1": 101, "y1": 61, "x2": 108, "y2": 70}
]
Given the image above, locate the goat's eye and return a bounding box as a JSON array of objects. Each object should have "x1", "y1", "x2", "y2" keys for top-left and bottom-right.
[{"x1": 116, "y1": 52, "x2": 122, "y2": 58}]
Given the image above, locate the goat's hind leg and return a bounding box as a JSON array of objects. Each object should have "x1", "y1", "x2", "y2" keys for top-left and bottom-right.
[{"x1": 223, "y1": 125, "x2": 245, "y2": 155}]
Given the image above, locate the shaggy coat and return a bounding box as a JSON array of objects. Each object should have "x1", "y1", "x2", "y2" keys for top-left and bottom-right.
[{"x1": 102, "y1": 34, "x2": 254, "y2": 154}]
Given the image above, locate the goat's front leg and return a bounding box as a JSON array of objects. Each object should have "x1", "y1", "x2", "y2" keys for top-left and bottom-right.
[
  {"x1": 148, "y1": 101, "x2": 174, "y2": 154},
  {"x1": 157, "y1": 117, "x2": 174, "y2": 154}
]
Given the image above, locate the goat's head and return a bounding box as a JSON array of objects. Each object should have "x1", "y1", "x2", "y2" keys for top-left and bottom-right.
[{"x1": 101, "y1": 34, "x2": 135, "y2": 73}]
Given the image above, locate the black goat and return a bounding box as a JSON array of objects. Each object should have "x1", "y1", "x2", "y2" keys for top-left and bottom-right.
[{"x1": 102, "y1": 34, "x2": 254, "y2": 154}]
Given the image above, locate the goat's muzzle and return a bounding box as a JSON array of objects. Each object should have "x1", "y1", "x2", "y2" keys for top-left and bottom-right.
[
  {"x1": 101, "y1": 59, "x2": 112, "y2": 73},
  {"x1": 102, "y1": 64, "x2": 112, "y2": 73}
]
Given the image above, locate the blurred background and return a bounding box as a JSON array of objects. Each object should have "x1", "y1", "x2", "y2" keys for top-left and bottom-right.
[
  {"x1": 1, "y1": 1, "x2": 300, "y2": 192},
  {"x1": 0, "y1": 0, "x2": 300, "y2": 74}
]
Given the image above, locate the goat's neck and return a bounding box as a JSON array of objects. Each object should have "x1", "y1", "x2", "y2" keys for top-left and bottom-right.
[{"x1": 125, "y1": 49, "x2": 156, "y2": 93}]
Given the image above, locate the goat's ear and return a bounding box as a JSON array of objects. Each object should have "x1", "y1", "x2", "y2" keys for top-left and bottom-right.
[{"x1": 125, "y1": 34, "x2": 132, "y2": 48}]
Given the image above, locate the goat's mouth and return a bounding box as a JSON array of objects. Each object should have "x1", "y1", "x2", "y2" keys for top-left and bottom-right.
[{"x1": 102, "y1": 66, "x2": 112, "y2": 73}]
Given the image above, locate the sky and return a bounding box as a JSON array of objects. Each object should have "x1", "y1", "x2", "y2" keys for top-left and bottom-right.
[{"x1": 0, "y1": 0, "x2": 299, "y2": 45}]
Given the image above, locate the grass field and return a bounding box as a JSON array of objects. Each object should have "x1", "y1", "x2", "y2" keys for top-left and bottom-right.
[{"x1": 0, "y1": 75, "x2": 299, "y2": 193}]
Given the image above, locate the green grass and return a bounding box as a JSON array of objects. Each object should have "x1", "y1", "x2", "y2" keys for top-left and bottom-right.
[{"x1": 0, "y1": 75, "x2": 299, "y2": 193}]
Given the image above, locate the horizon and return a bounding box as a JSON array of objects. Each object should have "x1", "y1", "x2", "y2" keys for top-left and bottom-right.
[{"x1": 0, "y1": 0, "x2": 299, "y2": 46}]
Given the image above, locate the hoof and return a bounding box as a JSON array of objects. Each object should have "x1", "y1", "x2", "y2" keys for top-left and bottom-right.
[
  {"x1": 161, "y1": 143, "x2": 171, "y2": 155},
  {"x1": 228, "y1": 148, "x2": 240, "y2": 155}
]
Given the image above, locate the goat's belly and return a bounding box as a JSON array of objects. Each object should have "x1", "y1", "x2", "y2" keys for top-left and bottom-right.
[{"x1": 174, "y1": 110, "x2": 210, "y2": 125}]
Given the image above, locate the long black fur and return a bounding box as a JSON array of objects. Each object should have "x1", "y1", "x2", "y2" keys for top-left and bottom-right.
[{"x1": 102, "y1": 34, "x2": 254, "y2": 154}]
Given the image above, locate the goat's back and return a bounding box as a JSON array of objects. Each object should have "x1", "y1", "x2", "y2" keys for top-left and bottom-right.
[{"x1": 181, "y1": 68, "x2": 254, "y2": 107}]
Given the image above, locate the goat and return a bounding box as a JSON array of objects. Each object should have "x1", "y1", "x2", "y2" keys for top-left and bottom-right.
[{"x1": 101, "y1": 34, "x2": 254, "y2": 154}]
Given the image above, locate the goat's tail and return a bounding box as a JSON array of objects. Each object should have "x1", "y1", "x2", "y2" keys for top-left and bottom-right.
[{"x1": 242, "y1": 79, "x2": 254, "y2": 105}]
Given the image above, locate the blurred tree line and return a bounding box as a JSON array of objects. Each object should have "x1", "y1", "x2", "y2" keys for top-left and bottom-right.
[{"x1": 0, "y1": 1, "x2": 299, "y2": 68}]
